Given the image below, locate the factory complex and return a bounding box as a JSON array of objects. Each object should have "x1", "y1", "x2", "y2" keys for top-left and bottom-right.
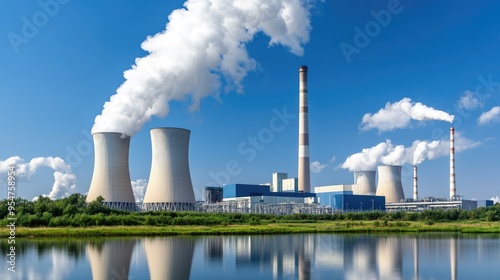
[{"x1": 87, "y1": 66, "x2": 493, "y2": 214}]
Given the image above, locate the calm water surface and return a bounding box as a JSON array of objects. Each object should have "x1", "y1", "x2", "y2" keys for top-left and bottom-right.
[{"x1": 1, "y1": 233, "x2": 500, "y2": 280}]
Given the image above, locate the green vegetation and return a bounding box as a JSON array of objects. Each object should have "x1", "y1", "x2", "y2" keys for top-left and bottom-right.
[{"x1": 0, "y1": 194, "x2": 499, "y2": 237}]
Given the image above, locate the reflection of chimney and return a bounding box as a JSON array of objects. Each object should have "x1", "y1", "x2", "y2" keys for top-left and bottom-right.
[
  {"x1": 298, "y1": 66, "x2": 310, "y2": 193},
  {"x1": 87, "y1": 132, "x2": 136, "y2": 210},
  {"x1": 450, "y1": 127, "x2": 456, "y2": 200},
  {"x1": 413, "y1": 166, "x2": 418, "y2": 200},
  {"x1": 450, "y1": 237, "x2": 457, "y2": 280},
  {"x1": 413, "y1": 238, "x2": 419, "y2": 280}
]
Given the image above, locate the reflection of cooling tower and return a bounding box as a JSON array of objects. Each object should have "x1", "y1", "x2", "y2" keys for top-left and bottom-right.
[
  {"x1": 86, "y1": 239, "x2": 135, "y2": 280},
  {"x1": 144, "y1": 237, "x2": 195, "y2": 280},
  {"x1": 87, "y1": 132, "x2": 136, "y2": 211},
  {"x1": 143, "y1": 128, "x2": 195, "y2": 211},
  {"x1": 353, "y1": 171, "x2": 376, "y2": 195},
  {"x1": 377, "y1": 237, "x2": 402, "y2": 280},
  {"x1": 376, "y1": 165, "x2": 405, "y2": 203}
]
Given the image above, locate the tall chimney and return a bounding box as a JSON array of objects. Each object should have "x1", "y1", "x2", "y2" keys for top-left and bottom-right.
[
  {"x1": 298, "y1": 66, "x2": 310, "y2": 193},
  {"x1": 413, "y1": 165, "x2": 418, "y2": 200},
  {"x1": 450, "y1": 127, "x2": 456, "y2": 200}
]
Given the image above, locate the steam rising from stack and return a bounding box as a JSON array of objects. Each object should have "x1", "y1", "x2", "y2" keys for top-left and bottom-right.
[{"x1": 92, "y1": 0, "x2": 312, "y2": 137}]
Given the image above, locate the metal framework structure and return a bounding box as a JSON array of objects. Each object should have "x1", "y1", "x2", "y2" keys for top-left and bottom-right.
[
  {"x1": 196, "y1": 201, "x2": 334, "y2": 215},
  {"x1": 143, "y1": 202, "x2": 195, "y2": 212}
]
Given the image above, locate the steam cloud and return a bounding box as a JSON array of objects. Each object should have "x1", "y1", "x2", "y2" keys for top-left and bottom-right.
[
  {"x1": 131, "y1": 179, "x2": 147, "y2": 203},
  {"x1": 341, "y1": 133, "x2": 481, "y2": 171},
  {"x1": 478, "y1": 106, "x2": 500, "y2": 125},
  {"x1": 92, "y1": 0, "x2": 313, "y2": 136},
  {"x1": 310, "y1": 161, "x2": 328, "y2": 173},
  {"x1": 360, "y1": 98, "x2": 455, "y2": 132},
  {"x1": 0, "y1": 156, "x2": 77, "y2": 200}
]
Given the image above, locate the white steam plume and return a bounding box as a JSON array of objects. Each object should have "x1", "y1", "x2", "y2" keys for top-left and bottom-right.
[
  {"x1": 310, "y1": 161, "x2": 328, "y2": 173},
  {"x1": 341, "y1": 133, "x2": 481, "y2": 171},
  {"x1": 491, "y1": 196, "x2": 499, "y2": 204},
  {"x1": 92, "y1": 0, "x2": 313, "y2": 136},
  {"x1": 0, "y1": 156, "x2": 77, "y2": 199},
  {"x1": 478, "y1": 106, "x2": 500, "y2": 125},
  {"x1": 131, "y1": 179, "x2": 147, "y2": 203},
  {"x1": 360, "y1": 98, "x2": 455, "y2": 132}
]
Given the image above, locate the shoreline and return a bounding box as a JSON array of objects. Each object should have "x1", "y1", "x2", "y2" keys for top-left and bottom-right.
[{"x1": 2, "y1": 221, "x2": 500, "y2": 238}]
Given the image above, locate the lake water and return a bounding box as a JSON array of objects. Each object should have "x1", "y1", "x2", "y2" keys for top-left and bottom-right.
[{"x1": 1, "y1": 233, "x2": 500, "y2": 280}]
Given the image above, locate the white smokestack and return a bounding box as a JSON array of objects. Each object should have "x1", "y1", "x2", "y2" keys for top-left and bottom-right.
[
  {"x1": 450, "y1": 127, "x2": 456, "y2": 200},
  {"x1": 413, "y1": 165, "x2": 418, "y2": 200},
  {"x1": 87, "y1": 132, "x2": 136, "y2": 210},
  {"x1": 92, "y1": 0, "x2": 312, "y2": 137},
  {"x1": 143, "y1": 128, "x2": 195, "y2": 211},
  {"x1": 298, "y1": 66, "x2": 310, "y2": 193}
]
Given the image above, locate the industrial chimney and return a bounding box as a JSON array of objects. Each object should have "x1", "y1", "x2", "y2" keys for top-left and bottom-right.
[
  {"x1": 298, "y1": 66, "x2": 310, "y2": 193},
  {"x1": 413, "y1": 165, "x2": 418, "y2": 201},
  {"x1": 86, "y1": 132, "x2": 136, "y2": 211},
  {"x1": 142, "y1": 127, "x2": 196, "y2": 211},
  {"x1": 376, "y1": 165, "x2": 405, "y2": 203},
  {"x1": 449, "y1": 127, "x2": 456, "y2": 200},
  {"x1": 353, "y1": 171, "x2": 376, "y2": 195}
]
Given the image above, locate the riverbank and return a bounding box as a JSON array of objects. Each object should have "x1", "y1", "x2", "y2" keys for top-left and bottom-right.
[{"x1": 2, "y1": 220, "x2": 500, "y2": 237}]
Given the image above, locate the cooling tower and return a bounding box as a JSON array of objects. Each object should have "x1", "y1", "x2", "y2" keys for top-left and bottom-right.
[
  {"x1": 353, "y1": 171, "x2": 376, "y2": 195},
  {"x1": 375, "y1": 165, "x2": 405, "y2": 203},
  {"x1": 142, "y1": 127, "x2": 195, "y2": 211},
  {"x1": 450, "y1": 127, "x2": 456, "y2": 200},
  {"x1": 298, "y1": 66, "x2": 311, "y2": 193},
  {"x1": 86, "y1": 132, "x2": 136, "y2": 211}
]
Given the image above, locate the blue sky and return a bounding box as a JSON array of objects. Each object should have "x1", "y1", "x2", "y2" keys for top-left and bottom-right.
[{"x1": 1, "y1": 0, "x2": 499, "y2": 202}]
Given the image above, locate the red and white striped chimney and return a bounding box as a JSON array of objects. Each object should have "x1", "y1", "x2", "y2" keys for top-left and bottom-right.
[
  {"x1": 413, "y1": 165, "x2": 418, "y2": 200},
  {"x1": 298, "y1": 66, "x2": 310, "y2": 193},
  {"x1": 450, "y1": 127, "x2": 456, "y2": 200}
]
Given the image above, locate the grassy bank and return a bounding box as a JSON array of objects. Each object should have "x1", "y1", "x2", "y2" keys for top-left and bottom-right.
[{"x1": 2, "y1": 221, "x2": 500, "y2": 237}]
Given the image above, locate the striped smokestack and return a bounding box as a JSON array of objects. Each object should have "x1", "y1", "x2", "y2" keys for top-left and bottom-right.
[
  {"x1": 413, "y1": 165, "x2": 418, "y2": 200},
  {"x1": 298, "y1": 66, "x2": 310, "y2": 193},
  {"x1": 450, "y1": 127, "x2": 456, "y2": 200}
]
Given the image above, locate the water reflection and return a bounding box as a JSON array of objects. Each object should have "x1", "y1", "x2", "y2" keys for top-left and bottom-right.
[
  {"x1": 86, "y1": 239, "x2": 135, "y2": 280},
  {"x1": 1, "y1": 233, "x2": 499, "y2": 279}
]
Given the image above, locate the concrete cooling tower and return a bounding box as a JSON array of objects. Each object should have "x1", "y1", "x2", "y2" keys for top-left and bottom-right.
[
  {"x1": 142, "y1": 128, "x2": 195, "y2": 211},
  {"x1": 375, "y1": 165, "x2": 405, "y2": 203},
  {"x1": 353, "y1": 171, "x2": 376, "y2": 195},
  {"x1": 86, "y1": 132, "x2": 136, "y2": 211}
]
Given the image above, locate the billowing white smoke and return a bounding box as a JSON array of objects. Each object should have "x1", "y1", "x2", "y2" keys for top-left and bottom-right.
[
  {"x1": 131, "y1": 179, "x2": 147, "y2": 203},
  {"x1": 491, "y1": 196, "x2": 499, "y2": 204},
  {"x1": 341, "y1": 133, "x2": 481, "y2": 171},
  {"x1": 0, "y1": 156, "x2": 77, "y2": 200},
  {"x1": 360, "y1": 98, "x2": 455, "y2": 132},
  {"x1": 92, "y1": 0, "x2": 313, "y2": 136}
]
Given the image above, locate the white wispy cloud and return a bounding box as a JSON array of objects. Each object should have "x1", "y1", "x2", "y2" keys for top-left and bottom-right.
[
  {"x1": 458, "y1": 91, "x2": 483, "y2": 110},
  {"x1": 310, "y1": 161, "x2": 328, "y2": 173},
  {"x1": 478, "y1": 106, "x2": 500, "y2": 125},
  {"x1": 131, "y1": 179, "x2": 147, "y2": 203}
]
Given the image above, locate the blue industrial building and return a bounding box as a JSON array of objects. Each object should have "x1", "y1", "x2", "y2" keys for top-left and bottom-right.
[
  {"x1": 223, "y1": 184, "x2": 316, "y2": 200},
  {"x1": 316, "y1": 191, "x2": 385, "y2": 212},
  {"x1": 477, "y1": 200, "x2": 494, "y2": 208}
]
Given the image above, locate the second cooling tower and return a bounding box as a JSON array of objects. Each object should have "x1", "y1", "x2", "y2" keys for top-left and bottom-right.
[
  {"x1": 353, "y1": 171, "x2": 376, "y2": 195},
  {"x1": 375, "y1": 165, "x2": 405, "y2": 203},
  {"x1": 142, "y1": 128, "x2": 195, "y2": 211}
]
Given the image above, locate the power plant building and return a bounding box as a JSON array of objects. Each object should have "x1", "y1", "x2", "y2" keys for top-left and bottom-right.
[
  {"x1": 223, "y1": 184, "x2": 316, "y2": 205},
  {"x1": 315, "y1": 185, "x2": 385, "y2": 212},
  {"x1": 87, "y1": 132, "x2": 136, "y2": 211},
  {"x1": 142, "y1": 128, "x2": 196, "y2": 211}
]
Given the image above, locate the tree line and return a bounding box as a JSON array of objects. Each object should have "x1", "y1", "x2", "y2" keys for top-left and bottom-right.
[{"x1": 0, "y1": 193, "x2": 499, "y2": 227}]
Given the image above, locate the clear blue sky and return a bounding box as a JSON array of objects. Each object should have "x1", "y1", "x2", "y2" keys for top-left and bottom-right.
[{"x1": 1, "y1": 0, "x2": 499, "y2": 201}]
